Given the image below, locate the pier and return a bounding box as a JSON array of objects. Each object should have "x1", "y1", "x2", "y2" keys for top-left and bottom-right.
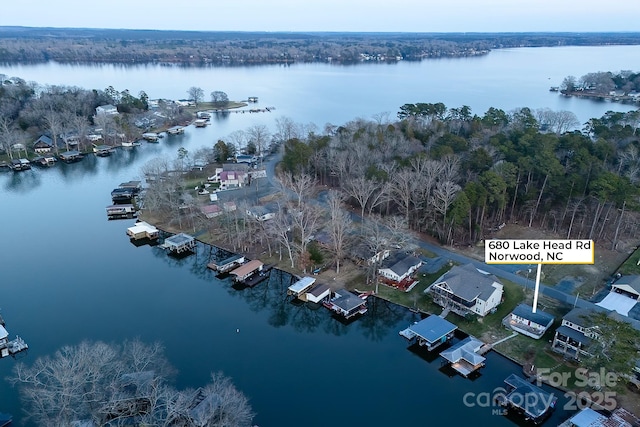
[{"x1": 0, "y1": 320, "x2": 28, "y2": 359}]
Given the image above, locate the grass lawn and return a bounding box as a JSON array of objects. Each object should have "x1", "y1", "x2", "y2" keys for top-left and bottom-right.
[{"x1": 618, "y1": 246, "x2": 640, "y2": 275}]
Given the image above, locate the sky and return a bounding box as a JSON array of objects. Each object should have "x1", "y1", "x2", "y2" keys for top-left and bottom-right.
[{"x1": 2, "y1": 0, "x2": 640, "y2": 33}]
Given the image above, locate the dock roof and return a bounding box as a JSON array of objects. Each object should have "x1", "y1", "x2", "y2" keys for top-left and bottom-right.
[
  {"x1": 331, "y1": 289, "x2": 367, "y2": 312},
  {"x1": 0, "y1": 325, "x2": 7, "y2": 340},
  {"x1": 503, "y1": 374, "x2": 556, "y2": 419},
  {"x1": 440, "y1": 336, "x2": 485, "y2": 366},
  {"x1": 230, "y1": 259, "x2": 263, "y2": 278},
  {"x1": 288, "y1": 277, "x2": 316, "y2": 294},
  {"x1": 408, "y1": 316, "x2": 457, "y2": 344},
  {"x1": 127, "y1": 222, "x2": 158, "y2": 234},
  {"x1": 165, "y1": 233, "x2": 194, "y2": 247},
  {"x1": 308, "y1": 283, "x2": 330, "y2": 298}
]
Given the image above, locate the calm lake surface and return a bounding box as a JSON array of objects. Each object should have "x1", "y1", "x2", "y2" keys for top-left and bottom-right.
[{"x1": 1, "y1": 46, "x2": 639, "y2": 426}]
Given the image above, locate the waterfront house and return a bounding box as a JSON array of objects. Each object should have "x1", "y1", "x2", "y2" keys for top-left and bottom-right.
[
  {"x1": 439, "y1": 336, "x2": 486, "y2": 377},
  {"x1": 287, "y1": 277, "x2": 316, "y2": 300},
  {"x1": 503, "y1": 304, "x2": 554, "y2": 339},
  {"x1": 323, "y1": 289, "x2": 368, "y2": 319},
  {"x1": 399, "y1": 315, "x2": 457, "y2": 351},
  {"x1": 427, "y1": 263, "x2": 503, "y2": 317},
  {"x1": 95, "y1": 104, "x2": 118, "y2": 115},
  {"x1": 33, "y1": 135, "x2": 53, "y2": 153},
  {"x1": 497, "y1": 374, "x2": 557, "y2": 424},
  {"x1": 377, "y1": 252, "x2": 422, "y2": 291},
  {"x1": 551, "y1": 308, "x2": 598, "y2": 360}
]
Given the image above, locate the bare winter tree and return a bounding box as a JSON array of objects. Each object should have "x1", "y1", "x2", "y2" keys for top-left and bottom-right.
[
  {"x1": 187, "y1": 86, "x2": 205, "y2": 107},
  {"x1": 327, "y1": 190, "x2": 352, "y2": 273},
  {"x1": 0, "y1": 117, "x2": 22, "y2": 160},
  {"x1": 267, "y1": 203, "x2": 296, "y2": 267},
  {"x1": 277, "y1": 171, "x2": 316, "y2": 209},
  {"x1": 246, "y1": 124, "x2": 271, "y2": 161},
  {"x1": 290, "y1": 203, "x2": 323, "y2": 273},
  {"x1": 9, "y1": 340, "x2": 253, "y2": 427}
]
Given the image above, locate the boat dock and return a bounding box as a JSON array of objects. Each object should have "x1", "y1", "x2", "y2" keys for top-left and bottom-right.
[
  {"x1": 440, "y1": 336, "x2": 486, "y2": 377},
  {"x1": 398, "y1": 316, "x2": 457, "y2": 351},
  {"x1": 107, "y1": 204, "x2": 137, "y2": 220},
  {"x1": 497, "y1": 373, "x2": 557, "y2": 424},
  {"x1": 207, "y1": 254, "x2": 246, "y2": 273},
  {"x1": 232, "y1": 262, "x2": 274, "y2": 287},
  {"x1": 9, "y1": 159, "x2": 31, "y2": 171},
  {"x1": 323, "y1": 289, "x2": 368, "y2": 319},
  {"x1": 287, "y1": 277, "x2": 317, "y2": 300},
  {"x1": 167, "y1": 126, "x2": 185, "y2": 135},
  {"x1": 126, "y1": 221, "x2": 159, "y2": 240},
  {"x1": 1, "y1": 320, "x2": 28, "y2": 359},
  {"x1": 160, "y1": 233, "x2": 196, "y2": 254}
]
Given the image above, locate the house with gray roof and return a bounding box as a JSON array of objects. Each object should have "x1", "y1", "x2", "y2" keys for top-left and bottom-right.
[
  {"x1": 33, "y1": 135, "x2": 53, "y2": 153},
  {"x1": 504, "y1": 304, "x2": 554, "y2": 339},
  {"x1": 427, "y1": 263, "x2": 503, "y2": 317},
  {"x1": 377, "y1": 251, "x2": 422, "y2": 283},
  {"x1": 551, "y1": 308, "x2": 598, "y2": 361}
]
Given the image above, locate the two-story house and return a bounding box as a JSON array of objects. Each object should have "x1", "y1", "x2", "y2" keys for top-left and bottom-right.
[
  {"x1": 427, "y1": 263, "x2": 503, "y2": 317},
  {"x1": 551, "y1": 308, "x2": 598, "y2": 361}
]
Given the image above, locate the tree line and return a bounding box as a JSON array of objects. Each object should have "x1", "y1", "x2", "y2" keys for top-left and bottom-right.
[
  {"x1": 1, "y1": 28, "x2": 640, "y2": 66},
  {"x1": 561, "y1": 70, "x2": 640, "y2": 95}
]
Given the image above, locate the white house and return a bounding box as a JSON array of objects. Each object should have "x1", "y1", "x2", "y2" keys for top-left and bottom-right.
[
  {"x1": 95, "y1": 104, "x2": 119, "y2": 115},
  {"x1": 377, "y1": 252, "x2": 422, "y2": 283},
  {"x1": 246, "y1": 205, "x2": 275, "y2": 221},
  {"x1": 428, "y1": 263, "x2": 503, "y2": 317}
]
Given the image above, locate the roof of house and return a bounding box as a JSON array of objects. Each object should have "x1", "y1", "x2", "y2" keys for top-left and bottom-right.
[
  {"x1": 409, "y1": 316, "x2": 457, "y2": 344},
  {"x1": 201, "y1": 204, "x2": 222, "y2": 214},
  {"x1": 511, "y1": 304, "x2": 554, "y2": 327},
  {"x1": 567, "y1": 408, "x2": 607, "y2": 427},
  {"x1": 562, "y1": 308, "x2": 592, "y2": 327},
  {"x1": 555, "y1": 325, "x2": 592, "y2": 345},
  {"x1": 380, "y1": 252, "x2": 421, "y2": 276},
  {"x1": 613, "y1": 275, "x2": 640, "y2": 294},
  {"x1": 97, "y1": 104, "x2": 117, "y2": 111},
  {"x1": 435, "y1": 264, "x2": 502, "y2": 303},
  {"x1": 34, "y1": 135, "x2": 53, "y2": 146},
  {"x1": 440, "y1": 336, "x2": 486, "y2": 366}
]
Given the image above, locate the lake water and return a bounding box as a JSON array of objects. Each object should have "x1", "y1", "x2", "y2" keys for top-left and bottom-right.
[{"x1": 1, "y1": 45, "x2": 639, "y2": 426}]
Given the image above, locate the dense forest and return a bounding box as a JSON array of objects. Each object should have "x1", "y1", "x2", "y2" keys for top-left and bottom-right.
[
  {"x1": 274, "y1": 103, "x2": 640, "y2": 250},
  {"x1": 1, "y1": 27, "x2": 640, "y2": 65}
]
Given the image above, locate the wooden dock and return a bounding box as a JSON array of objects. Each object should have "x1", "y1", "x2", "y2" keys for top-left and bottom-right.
[{"x1": 240, "y1": 264, "x2": 274, "y2": 288}]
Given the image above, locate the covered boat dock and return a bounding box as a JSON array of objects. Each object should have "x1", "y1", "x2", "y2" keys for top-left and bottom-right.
[
  {"x1": 161, "y1": 233, "x2": 196, "y2": 254},
  {"x1": 323, "y1": 289, "x2": 368, "y2": 319},
  {"x1": 207, "y1": 254, "x2": 246, "y2": 273},
  {"x1": 399, "y1": 316, "x2": 457, "y2": 351},
  {"x1": 498, "y1": 374, "x2": 557, "y2": 424},
  {"x1": 287, "y1": 277, "x2": 316, "y2": 300},
  {"x1": 126, "y1": 221, "x2": 159, "y2": 240},
  {"x1": 230, "y1": 260, "x2": 264, "y2": 282},
  {"x1": 439, "y1": 336, "x2": 486, "y2": 377}
]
